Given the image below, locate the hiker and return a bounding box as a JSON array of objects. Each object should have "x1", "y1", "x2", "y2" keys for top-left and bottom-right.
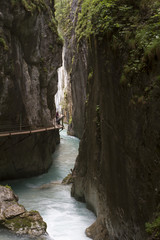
[{"x1": 56, "y1": 112, "x2": 60, "y2": 125}]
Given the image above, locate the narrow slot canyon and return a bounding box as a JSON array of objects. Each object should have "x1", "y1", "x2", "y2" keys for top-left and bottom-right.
[{"x1": 0, "y1": 0, "x2": 160, "y2": 240}]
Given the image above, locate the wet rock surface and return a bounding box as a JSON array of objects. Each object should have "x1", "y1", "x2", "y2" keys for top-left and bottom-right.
[
  {"x1": 0, "y1": 0, "x2": 62, "y2": 180},
  {"x1": 0, "y1": 0, "x2": 62, "y2": 127},
  {"x1": 0, "y1": 185, "x2": 47, "y2": 238},
  {"x1": 70, "y1": 1, "x2": 160, "y2": 240},
  {"x1": 63, "y1": 0, "x2": 87, "y2": 139}
]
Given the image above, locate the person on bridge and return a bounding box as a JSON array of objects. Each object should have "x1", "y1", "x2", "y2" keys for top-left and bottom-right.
[{"x1": 56, "y1": 112, "x2": 60, "y2": 125}]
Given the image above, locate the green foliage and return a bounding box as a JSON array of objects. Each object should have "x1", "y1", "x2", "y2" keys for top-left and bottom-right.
[
  {"x1": 11, "y1": 0, "x2": 47, "y2": 13},
  {"x1": 88, "y1": 71, "x2": 93, "y2": 81},
  {"x1": 75, "y1": 0, "x2": 160, "y2": 71},
  {"x1": 69, "y1": 116, "x2": 72, "y2": 124},
  {"x1": 22, "y1": 0, "x2": 36, "y2": 12},
  {"x1": 5, "y1": 184, "x2": 12, "y2": 190},
  {"x1": 55, "y1": 0, "x2": 72, "y2": 37},
  {"x1": 146, "y1": 216, "x2": 160, "y2": 239},
  {"x1": 76, "y1": 0, "x2": 117, "y2": 41},
  {"x1": 0, "y1": 184, "x2": 12, "y2": 190},
  {"x1": 96, "y1": 104, "x2": 100, "y2": 112},
  {"x1": 119, "y1": 1, "x2": 160, "y2": 86},
  {"x1": 0, "y1": 37, "x2": 9, "y2": 51},
  {"x1": 48, "y1": 16, "x2": 57, "y2": 33}
]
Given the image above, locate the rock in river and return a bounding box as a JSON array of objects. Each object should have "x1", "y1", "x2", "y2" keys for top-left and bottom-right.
[{"x1": 0, "y1": 185, "x2": 47, "y2": 238}]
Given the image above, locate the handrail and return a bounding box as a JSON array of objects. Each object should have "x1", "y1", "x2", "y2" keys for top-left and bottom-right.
[
  {"x1": 0, "y1": 116, "x2": 65, "y2": 137},
  {"x1": 0, "y1": 125, "x2": 63, "y2": 137}
]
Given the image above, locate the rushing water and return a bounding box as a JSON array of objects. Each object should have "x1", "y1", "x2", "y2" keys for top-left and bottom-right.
[
  {"x1": 55, "y1": 46, "x2": 69, "y2": 113},
  {"x1": 0, "y1": 128, "x2": 96, "y2": 240}
]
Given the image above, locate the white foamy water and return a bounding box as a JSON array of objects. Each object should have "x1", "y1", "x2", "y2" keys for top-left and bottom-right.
[
  {"x1": 0, "y1": 128, "x2": 96, "y2": 240},
  {"x1": 55, "y1": 46, "x2": 69, "y2": 113}
]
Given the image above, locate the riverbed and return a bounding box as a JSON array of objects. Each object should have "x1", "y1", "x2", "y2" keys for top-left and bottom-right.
[{"x1": 0, "y1": 128, "x2": 96, "y2": 240}]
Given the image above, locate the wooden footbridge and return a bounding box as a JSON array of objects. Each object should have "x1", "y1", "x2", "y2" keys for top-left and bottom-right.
[{"x1": 0, "y1": 117, "x2": 64, "y2": 138}]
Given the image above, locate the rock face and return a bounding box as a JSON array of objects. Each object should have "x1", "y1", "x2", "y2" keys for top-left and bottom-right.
[
  {"x1": 0, "y1": 185, "x2": 47, "y2": 237},
  {"x1": 0, "y1": 0, "x2": 62, "y2": 179},
  {"x1": 70, "y1": 0, "x2": 160, "y2": 240},
  {"x1": 62, "y1": 0, "x2": 87, "y2": 138},
  {"x1": 0, "y1": 129, "x2": 59, "y2": 180}
]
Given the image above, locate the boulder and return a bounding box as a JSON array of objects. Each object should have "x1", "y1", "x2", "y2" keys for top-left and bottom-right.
[{"x1": 0, "y1": 185, "x2": 47, "y2": 238}]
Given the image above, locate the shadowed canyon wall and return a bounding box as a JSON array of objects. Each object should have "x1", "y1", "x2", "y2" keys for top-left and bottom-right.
[
  {"x1": 56, "y1": 0, "x2": 87, "y2": 138},
  {"x1": 69, "y1": 0, "x2": 160, "y2": 239},
  {"x1": 0, "y1": 0, "x2": 62, "y2": 180}
]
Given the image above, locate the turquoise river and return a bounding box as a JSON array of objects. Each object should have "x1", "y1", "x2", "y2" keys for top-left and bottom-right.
[{"x1": 0, "y1": 128, "x2": 96, "y2": 240}]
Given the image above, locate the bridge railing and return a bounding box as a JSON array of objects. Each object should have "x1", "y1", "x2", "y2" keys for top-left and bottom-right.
[{"x1": 0, "y1": 117, "x2": 64, "y2": 136}]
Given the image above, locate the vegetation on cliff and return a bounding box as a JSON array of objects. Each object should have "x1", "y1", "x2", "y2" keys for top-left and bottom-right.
[
  {"x1": 146, "y1": 215, "x2": 160, "y2": 240},
  {"x1": 55, "y1": 0, "x2": 160, "y2": 239},
  {"x1": 55, "y1": 0, "x2": 72, "y2": 37},
  {"x1": 11, "y1": 0, "x2": 48, "y2": 12},
  {"x1": 55, "y1": 0, "x2": 160, "y2": 96}
]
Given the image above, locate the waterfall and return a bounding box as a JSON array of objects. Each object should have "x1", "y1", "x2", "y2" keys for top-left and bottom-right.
[{"x1": 55, "y1": 46, "x2": 68, "y2": 114}]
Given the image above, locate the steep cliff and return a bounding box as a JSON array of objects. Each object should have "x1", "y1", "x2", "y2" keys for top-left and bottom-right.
[
  {"x1": 55, "y1": 0, "x2": 87, "y2": 138},
  {"x1": 71, "y1": 0, "x2": 160, "y2": 239},
  {"x1": 0, "y1": 0, "x2": 62, "y2": 180}
]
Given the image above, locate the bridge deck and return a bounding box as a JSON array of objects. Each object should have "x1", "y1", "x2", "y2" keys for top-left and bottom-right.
[{"x1": 0, "y1": 125, "x2": 63, "y2": 137}]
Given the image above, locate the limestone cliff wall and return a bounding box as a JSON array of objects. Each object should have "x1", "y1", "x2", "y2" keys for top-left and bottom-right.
[
  {"x1": 0, "y1": 129, "x2": 59, "y2": 180},
  {"x1": 0, "y1": 0, "x2": 62, "y2": 180},
  {"x1": 63, "y1": 0, "x2": 87, "y2": 139},
  {"x1": 71, "y1": 1, "x2": 160, "y2": 239}
]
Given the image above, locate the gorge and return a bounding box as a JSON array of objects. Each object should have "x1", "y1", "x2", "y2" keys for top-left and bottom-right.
[{"x1": 0, "y1": 0, "x2": 160, "y2": 240}]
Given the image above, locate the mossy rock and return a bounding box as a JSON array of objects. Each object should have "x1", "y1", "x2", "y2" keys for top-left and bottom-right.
[
  {"x1": 3, "y1": 210, "x2": 47, "y2": 236},
  {"x1": 0, "y1": 186, "x2": 47, "y2": 237},
  {"x1": 146, "y1": 215, "x2": 160, "y2": 240},
  {"x1": 62, "y1": 173, "x2": 74, "y2": 184}
]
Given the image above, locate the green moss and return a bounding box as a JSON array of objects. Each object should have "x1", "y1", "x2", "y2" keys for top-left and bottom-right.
[
  {"x1": 76, "y1": 0, "x2": 118, "y2": 41},
  {"x1": 62, "y1": 173, "x2": 73, "y2": 184},
  {"x1": 48, "y1": 17, "x2": 57, "y2": 33},
  {"x1": 120, "y1": 73, "x2": 127, "y2": 85},
  {"x1": 55, "y1": 0, "x2": 72, "y2": 37},
  {"x1": 43, "y1": 67, "x2": 48, "y2": 73},
  {"x1": 69, "y1": 116, "x2": 72, "y2": 125},
  {"x1": 88, "y1": 71, "x2": 93, "y2": 81},
  {"x1": 146, "y1": 216, "x2": 160, "y2": 239},
  {"x1": 4, "y1": 211, "x2": 46, "y2": 232},
  {"x1": 73, "y1": 0, "x2": 160, "y2": 89},
  {"x1": 29, "y1": 210, "x2": 39, "y2": 214},
  {"x1": 5, "y1": 185, "x2": 12, "y2": 190},
  {"x1": 22, "y1": 0, "x2": 36, "y2": 12},
  {"x1": 72, "y1": 56, "x2": 75, "y2": 65},
  {"x1": 4, "y1": 216, "x2": 31, "y2": 231},
  {"x1": 0, "y1": 37, "x2": 9, "y2": 51},
  {"x1": 11, "y1": 0, "x2": 17, "y2": 6},
  {"x1": 11, "y1": 0, "x2": 47, "y2": 13},
  {"x1": 0, "y1": 184, "x2": 12, "y2": 190}
]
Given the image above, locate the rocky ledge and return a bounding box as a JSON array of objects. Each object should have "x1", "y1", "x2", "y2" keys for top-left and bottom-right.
[{"x1": 0, "y1": 185, "x2": 47, "y2": 238}]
